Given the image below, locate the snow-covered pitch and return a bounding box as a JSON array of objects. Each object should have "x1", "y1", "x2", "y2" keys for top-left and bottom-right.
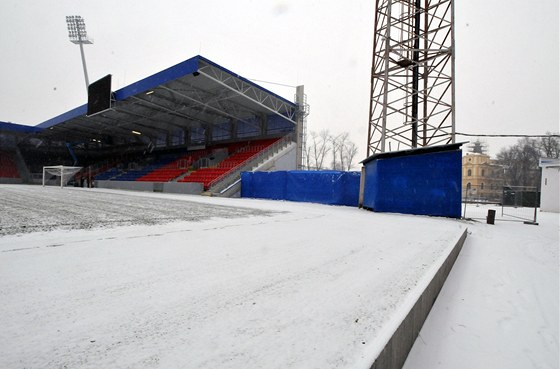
[{"x1": 0, "y1": 185, "x2": 557, "y2": 369}]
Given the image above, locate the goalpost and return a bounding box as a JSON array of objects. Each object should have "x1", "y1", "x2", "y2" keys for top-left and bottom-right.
[{"x1": 42, "y1": 165, "x2": 83, "y2": 188}]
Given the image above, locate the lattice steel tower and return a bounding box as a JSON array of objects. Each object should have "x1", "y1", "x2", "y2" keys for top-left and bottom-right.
[{"x1": 367, "y1": 0, "x2": 455, "y2": 155}]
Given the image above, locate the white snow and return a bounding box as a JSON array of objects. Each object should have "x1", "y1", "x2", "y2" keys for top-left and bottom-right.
[
  {"x1": 0, "y1": 185, "x2": 557, "y2": 369},
  {"x1": 404, "y1": 206, "x2": 559, "y2": 369}
]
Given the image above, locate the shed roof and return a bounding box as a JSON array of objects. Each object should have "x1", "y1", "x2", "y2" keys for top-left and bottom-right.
[
  {"x1": 361, "y1": 142, "x2": 465, "y2": 165},
  {"x1": 539, "y1": 158, "x2": 560, "y2": 168}
]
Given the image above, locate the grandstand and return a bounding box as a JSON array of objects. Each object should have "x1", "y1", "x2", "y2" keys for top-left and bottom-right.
[
  {"x1": 0, "y1": 150, "x2": 20, "y2": 180},
  {"x1": 0, "y1": 56, "x2": 303, "y2": 195},
  {"x1": 0, "y1": 122, "x2": 42, "y2": 184}
]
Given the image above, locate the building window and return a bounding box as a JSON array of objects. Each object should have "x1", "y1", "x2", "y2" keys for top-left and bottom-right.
[
  {"x1": 481, "y1": 183, "x2": 484, "y2": 190},
  {"x1": 481, "y1": 169, "x2": 485, "y2": 177},
  {"x1": 467, "y1": 182, "x2": 471, "y2": 190},
  {"x1": 467, "y1": 169, "x2": 472, "y2": 176}
]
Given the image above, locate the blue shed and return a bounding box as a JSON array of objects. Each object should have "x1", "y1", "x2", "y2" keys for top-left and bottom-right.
[{"x1": 360, "y1": 143, "x2": 463, "y2": 218}]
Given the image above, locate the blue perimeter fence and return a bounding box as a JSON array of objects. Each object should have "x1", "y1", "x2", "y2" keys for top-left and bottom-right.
[{"x1": 241, "y1": 170, "x2": 361, "y2": 207}]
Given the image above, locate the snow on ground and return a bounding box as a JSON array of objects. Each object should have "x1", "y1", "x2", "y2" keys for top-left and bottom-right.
[
  {"x1": 0, "y1": 185, "x2": 466, "y2": 369},
  {"x1": 404, "y1": 205, "x2": 560, "y2": 369},
  {"x1": 1, "y1": 185, "x2": 557, "y2": 369},
  {"x1": 462, "y1": 202, "x2": 540, "y2": 224},
  {"x1": 0, "y1": 185, "x2": 274, "y2": 236}
]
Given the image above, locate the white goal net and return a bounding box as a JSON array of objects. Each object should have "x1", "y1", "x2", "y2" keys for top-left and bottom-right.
[{"x1": 42, "y1": 165, "x2": 83, "y2": 188}]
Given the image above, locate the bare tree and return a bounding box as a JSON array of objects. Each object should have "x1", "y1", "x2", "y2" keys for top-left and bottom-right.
[
  {"x1": 305, "y1": 130, "x2": 360, "y2": 171},
  {"x1": 308, "y1": 131, "x2": 319, "y2": 170},
  {"x1": 540, "y1": 132, "x2": 560, "y2": 159},
  {"x1": 496, "y1": 138, "x2": 541, "y2": 187},
  {"x1": 337, "y1": 132, "x2": 349, "y2": 170},
  {"x1": 343, "y1": 141, "x2": 359, "y2": 170},
  {"x1": 304, "y1": 135, "x2": 313, "y2": 170},
  {"x1": 330, "y1": 133, "x2": 342, "y2": 170},
  {"x1": 309, "y1": 130, "x2": 331, "y2": 170}
]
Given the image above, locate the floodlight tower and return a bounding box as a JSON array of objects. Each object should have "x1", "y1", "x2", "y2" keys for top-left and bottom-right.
[
  {"x1": 367, "y1": 0, "x2": 456, "y2": 155},
  {"x1": 66, "y1": 15, "x2": 93, "y2": 93}
]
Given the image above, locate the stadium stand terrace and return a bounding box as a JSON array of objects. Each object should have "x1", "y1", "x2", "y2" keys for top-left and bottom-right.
[
  {"x1": 0, "y1": 150, "x2": 20, "y2": 179},
  {"x1": 0, "y1": 56, "x2": 303, "y2": 195},
  {"x1": 0, "y1": 122, "x2": 43, "y2": 184}
]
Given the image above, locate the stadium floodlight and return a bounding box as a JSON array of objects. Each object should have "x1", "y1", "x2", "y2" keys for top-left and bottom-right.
[{"x1": 66, "y1": 15, "x2": 93, "y2": 92}]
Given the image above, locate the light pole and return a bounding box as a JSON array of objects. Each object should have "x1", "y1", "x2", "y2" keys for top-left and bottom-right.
[{"x1": 66, "y1": 15, "x2": 93, "y2": 93}]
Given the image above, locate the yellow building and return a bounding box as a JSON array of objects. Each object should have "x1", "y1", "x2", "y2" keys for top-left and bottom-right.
[{"x1": 462, "y1": 153, "x2": 504, "y2": 202}]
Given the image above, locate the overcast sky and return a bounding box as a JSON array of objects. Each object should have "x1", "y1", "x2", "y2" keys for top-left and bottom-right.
[{"x1": 0, "y1": 0, "x2": 558, "y2": 159}]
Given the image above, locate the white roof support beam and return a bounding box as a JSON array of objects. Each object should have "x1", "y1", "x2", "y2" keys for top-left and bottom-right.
[{"x1": 197, "y1": 61, "x2": 298, "y2": 125}]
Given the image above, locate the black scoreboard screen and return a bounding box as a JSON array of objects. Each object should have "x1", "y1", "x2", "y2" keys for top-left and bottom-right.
[{"x1": 87, "y1": 74, "x2": 112, "y2": 116}]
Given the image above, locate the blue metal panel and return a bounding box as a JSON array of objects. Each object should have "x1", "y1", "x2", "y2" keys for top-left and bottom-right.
[
  {"x1": 189, "y1": 127, "x2": 205, "y2": 145},
  {"x1": 362, "y1": 149, "x2": 462, "y2": 218},
  {"x1": 237, "y1": 118, "x2": 260, "y2": 138},
  {"x1": 212, "y1": 122, "x2": 231, "y2": 141},
  {"x1": 266, "y1": 114, "x2": 295, "y2": 134}
]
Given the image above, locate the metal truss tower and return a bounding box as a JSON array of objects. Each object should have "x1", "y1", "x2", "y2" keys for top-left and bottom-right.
[
  {"x1": 367, "y1": 0, "x2": 455, "y2": 155},
  {"x1": 295, "y1": 86, "x2": 310, "y2": 170}
]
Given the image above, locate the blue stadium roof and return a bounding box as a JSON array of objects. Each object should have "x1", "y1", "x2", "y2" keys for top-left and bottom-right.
[
  {"x1": 0, "y1": 121, "x2": 43, "y2": 134},
  {"x1": 35, "y1": 55, "x2": 298, "y2": 143}
]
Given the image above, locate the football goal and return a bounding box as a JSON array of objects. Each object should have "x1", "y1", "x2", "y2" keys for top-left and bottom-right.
[{"x1": 42, "y1": 165, "x2": 83, "y2": 188}]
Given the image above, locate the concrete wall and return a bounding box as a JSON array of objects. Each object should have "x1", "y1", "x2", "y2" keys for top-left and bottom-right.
[
  {"x1": 95, "y1": 180, "x2": 203, "y2": 195},
  {"x1": 255, "y1": 143, "x2": 297, "y2": 171},
  {"x1": 0, "y1": 178, "x2": 23, "y2": 184},
  {"x1": 163, "y1": 182, "x2": 204, "y2": 195},
  {"x1": 369, "y1": 228, "x2": 468, "y2": 369},
  {"x1": 96, "y1": 180, "x2": 155, "y2": 192}
]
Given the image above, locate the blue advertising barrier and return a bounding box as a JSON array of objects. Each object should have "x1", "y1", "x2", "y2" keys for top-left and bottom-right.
[
  {"x1": 241, "y1": 171, "x2": 287, "y2": 200},
  {"x1": 241, "y1": 171, "x2": 360, "y2": 207}
]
